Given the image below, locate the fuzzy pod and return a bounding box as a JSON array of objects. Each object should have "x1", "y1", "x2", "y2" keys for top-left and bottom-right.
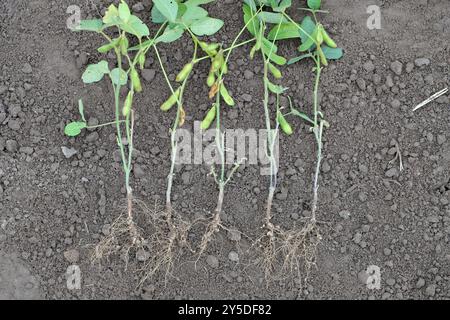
[
  {"x1": 160, "y1": 88, "x2": 180, "y2": 112},
  {"x1": 277, "y1": 111, "x2": 293, "y2": 135},
  {"x1": 316, "y1": 24, "x2": 324, "y2": 45},
  {"x1": 209, "y1": 82, "x2": 219, "y2": 99},
  {"x1": 97, "y1": 38, "x2": 119, "y2": 53},
  {"x1": 211, "y1": 50, "x2": 224, "y2": 73},
  {"x1": 120, "y1": 36, "x2": 129, "y2": 56},
  {"x1": 221, "y1": 62, "x2": 228, "y2": 74},
  {"x1": 268, "y1": 63, "x2": 282, "y2": 79},
  {"x1": 200, "y1": 41, "x2": 219, "y2": 55},
  {"x1": 130, "y1": 68, "x2": 142, "y2": 93},
  {"x1": 207, "y1": 72, "x2": 215, "y2": 87},
  {"x1": 220, "y1": 83, "x2": 235, "y2": 106},
  {"x1": 206, "y1": 43, "x2": 220, "y2": 52},
  {"x1": 201, "y1": 105, "x2": 217, "y2": 130},
  {"x1": 122, "y1": 90, "x2": 134, "y2": 117},
  {"x1": 179, "y1": 107, "x2": 186, "y2": 127},
  {"x1": 138, "y1": 53, "x2": 146, "y2": 69},
  {"x1": 317, "y1": 46, "x2": 328, "y2": 66},
  {"x1": 176, "y1": 62, "x2": 194, "y2": 82},
  {"x1": 321, "y1": 27, "x2": 337, "y2": 48}
]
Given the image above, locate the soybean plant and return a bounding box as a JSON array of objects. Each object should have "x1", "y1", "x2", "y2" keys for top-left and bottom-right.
[
  {"x1": 65, "y1": 1, "x2": 160, "y2": 252},
  {"x1": 196, "y1": 6, "x2": 263, "y2": 259},
  {"x1": 271, "y1": 0, "x2": 344, "y2": 275},
  {"x1": 241, "y1": 0, "x2": 293, "y2": 278}
]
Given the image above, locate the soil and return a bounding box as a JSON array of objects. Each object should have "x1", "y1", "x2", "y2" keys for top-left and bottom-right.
[{"x1": 0, "y1": 0, "x2": 449, "y2": 300}]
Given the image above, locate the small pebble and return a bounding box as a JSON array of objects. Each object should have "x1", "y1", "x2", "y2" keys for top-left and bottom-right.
[{"x1": 228, "y1": 251, "x2": 239, "y2": 262}]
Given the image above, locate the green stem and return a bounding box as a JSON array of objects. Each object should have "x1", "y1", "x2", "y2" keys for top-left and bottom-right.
[
  {"x1": 112, "y1": 49, "x2": 130, "y2": 193},
  {"x1": 86, "y1": 120, "x2": 125, "y2": 129},
  {"x1": 311, "y1": 50, "x2": 323, "y2": 223},
  {"x1": 154, "y1": 41, "x2": 198, "y2": 210},
  {"x1": 282, "y1": 12, "x2": 319, "y2": 46},
  {"x1": 313, "y1": 53, "x2": 321, "y2": 127}
]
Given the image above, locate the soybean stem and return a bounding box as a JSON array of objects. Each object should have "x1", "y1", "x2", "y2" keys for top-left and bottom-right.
[{"x1": 310, "y1": 53, "x2": 323, "y2": 223}]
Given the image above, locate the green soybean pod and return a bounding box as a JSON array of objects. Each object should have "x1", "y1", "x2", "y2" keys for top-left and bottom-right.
[
  {"x1": 221, "y1": 62, "x2": 228, "y2": 74},
  {"x1": 316, "y1": 24, "x2": 324, "y2": 45},
  {"x1": 122, "y1": 90, "x2": 134, "y2": 117},
  {"x1": 321, "y1": 27, "x2": 337, "y2": 48},
  {"x1": 120, "y1": 36, "x2": 129, "y2": 56},
  {"x1": 201, "y1": 105, "x2": 217, "y2": 130},
  {"x1": 130, "y1": 68, "x2": 142, "y2": 93},
  {"x1": 138, "y1": 53, "x2": 146, "y2": 69},
  {"x1": 220, "y1": 83, "x2": 235, "y2": 107},
  {"x1": 317, "y1": 46, "x2": 328, "y2": 66},
  {"x1": 211, "y1": 50, "x2": 224, "y2": 73},
  {"x1": 277, "y1": 111, "x2": 293, "y2": 136},
  {"x1": 199, "y1": 41, "x2": 208, "y2": 50},
  {"x1": 160, "y1": 88, "x2": 180, "y2": 112},
  {"x1": 207, "y1": 72, "x2": 215, "y2": 87},
  {"x1": 97, "y1": 38, "x2": 119, "y2": 53},
  {"x1": 206, "y1": 43, "x2": 220, "y2": 52},
  {"x1": 268, "y1": 63, "x2": 282, "y2": 79},
  {"x1": 98, "y1": 43, "x2": 114, "y2": 53},
  {"x1": 176, "y1": 62, "x2": 194, "y2": 82}
]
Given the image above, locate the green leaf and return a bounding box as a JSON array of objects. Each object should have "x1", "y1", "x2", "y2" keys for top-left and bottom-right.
[
  {"x1": 307, "y1": 0, "x2": 321, "y2": 10},
  {"x1": 156, "y1": 26, "x2": 185, "y2": 43},
  {"x1": 177, "y1": 4, "x2": 188, "y2": 19},
  {"x1": 103, "y1": 5, "x2": 119, "y2": 24},
  {"x1": 299, "y1": 16, "x2": 316, "y2": 43},
  {"x1": 118, "y1": 1, "x2": 131, "y2": 22},
  {"x1": 190, "y1": 17, "x2": 224, "y2": 36},
  {"x1": 273, "y1": 0, "x2": 292, "y2": 12},
  {"x1": 64, "y1": 122, "x2": 87, "y2": 137},
  {"x1": 151, "y1": 6, "x2": 166, "y2": 24},
  {"x1": 110, "y1": 68, "x2": 128, "y2": 86},
  {"x1": 290, "y1": 109, "x2": 314, "y2": 125},
  {"x1": 82, "y1": 61, "x2": 109, "y2": 84},
  {"x1": 243, "y1": 4, "x2": 260, "y2": 36},
  {"x1": 267, "y1": 22, "x2": 299, "y2": 40},
  {"x1": 257, "y1": 12, "x2": 287, "y2": 24},
  {"x1": 265, "y1": 79, "x2": 288, "y2": 94},
  {"x1": 78, "y1": 99, "x2": 86, "y2": 122},
  {"x1": 182, "y1": 6, "x2": 208, "y2": 24},
  {"x1": 185, "y1": 0, "x2": 215, "y2": 5},
  {"x1": 74, "y1": 19, "x2": 103, "y2": 32},
  {"x1": 153, "y1": 0, "x2": 178, "y2": 22},
  {"x1": 243, "y1": 0, "x2": 257, "y2": 11},
  {"x1": 321, "y1": 46, "x2": 344, "y2": 60},
  {"x1": 287, "y1": 53, "x2": 312, "y2": 65},
  {"x1": 119, "y1": 15, "x2": 150, "y2": 38}
]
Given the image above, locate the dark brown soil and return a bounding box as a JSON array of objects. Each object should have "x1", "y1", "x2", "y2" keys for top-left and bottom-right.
[{"x1": 0, "y1": 0, "x2": 449, "y2": 300}]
